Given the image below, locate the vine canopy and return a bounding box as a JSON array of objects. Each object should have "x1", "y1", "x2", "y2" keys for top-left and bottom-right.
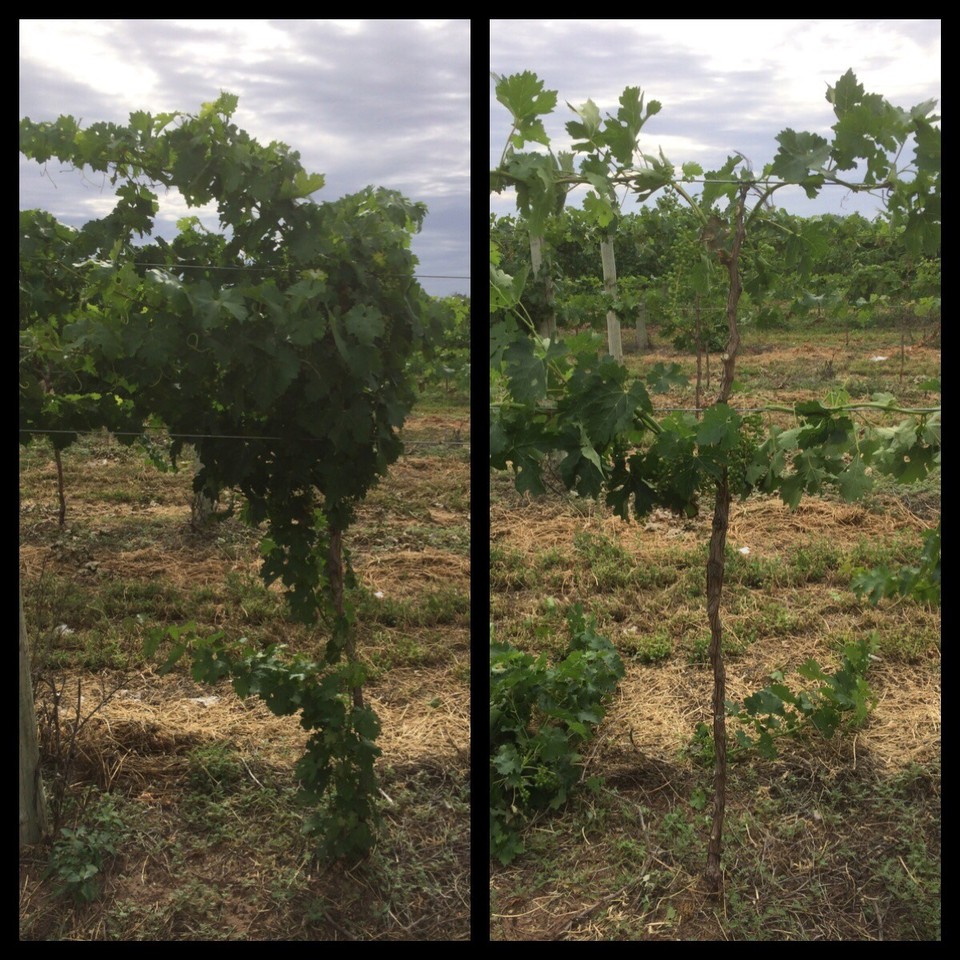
[{"x1": 20, "y1": 93, "x2": 443, "y2": 624}]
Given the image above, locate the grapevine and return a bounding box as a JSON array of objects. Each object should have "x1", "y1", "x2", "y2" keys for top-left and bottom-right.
[
  {"x1": 491, "y1": 69, "x2": 940, "y2": 895},
  {"x1": 21, "y1": 94, "x2": 441, "y2": 856}
]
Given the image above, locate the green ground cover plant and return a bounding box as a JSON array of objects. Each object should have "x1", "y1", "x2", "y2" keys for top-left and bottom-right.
[{"x1": 491, "y1": 608, "x2": 624, "y2": 864}]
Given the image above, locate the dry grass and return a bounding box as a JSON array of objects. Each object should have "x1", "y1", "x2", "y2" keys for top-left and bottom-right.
[
  {"x1": 491, "y1": 491, "x2": 940, "y2": 940},
  {"x1": 491, "y1": 329, "x2": 940, "y2": 941},
  {"x1": 19, "y1": 409, "x2": 471, "y2": 941}
]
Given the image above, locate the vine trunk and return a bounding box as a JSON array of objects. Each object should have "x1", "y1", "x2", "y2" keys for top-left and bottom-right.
[
  {"x1": 704, "y1": 185, "x2": 747, "y2": 897},
  {"x1": 327, "y1": 529, "x2": 364, "y2": 709}
]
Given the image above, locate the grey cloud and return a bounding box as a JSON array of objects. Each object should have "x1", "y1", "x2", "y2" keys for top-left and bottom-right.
[
  {"x1": 20, "y1": 19, "x2": 469, "y2": 297},
  {"x1": 491, "y1": 20, "x2": 939, "y2": 220}
]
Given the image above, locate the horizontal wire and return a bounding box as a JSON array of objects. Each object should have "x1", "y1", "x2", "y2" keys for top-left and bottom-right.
[
  {"x1": 533, "y1": 175, "x2": 896, "y2": 188},
  {"x1": 19, "y1": 257, "x2": 470, "y2": 282},
  {"x1": 19, "y1": 426, "x2": 469, "y2": 446},
  {"x1": 489, "y1": 403, "x2": 914, "y2": 416}
]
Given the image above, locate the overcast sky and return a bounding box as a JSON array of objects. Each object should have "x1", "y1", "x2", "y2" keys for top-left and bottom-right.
[
  {"x1": 20, "y1": 19, "x2": 470, "y2": 297},
  {"x1": 491, "y1": 19, "x2": 941, "y2": 221}
]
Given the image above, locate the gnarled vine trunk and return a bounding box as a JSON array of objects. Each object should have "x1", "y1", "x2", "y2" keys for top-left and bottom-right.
[
  {"x1": 327, "y1": 529, "x2": 363, "y2": 710},
  {"x1": 704, "y1": 185, "x2": 748, "y2": 898}
]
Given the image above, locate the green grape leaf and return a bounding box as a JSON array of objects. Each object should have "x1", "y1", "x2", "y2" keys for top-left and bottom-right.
[
  {"x1": 279, "y1": 169, "x2": 325, "y2": 200},
  {"x1": 616, "y1": 86, "x2": 646, "y2": 135},
  {"x1": 646, "y1": 362, "x2": 689, "y2": 394},
  {"x1": 826, "y1": 69, "x2": 864, "y2": 114},
  {"x1": 566, "y1": 98, "x2": 602, "y2": 139},
  {"x1": 495, "y1": 71, "x2": 558, "y2": 147},
  {"x1": 837, "y1": 458, "x2": 872, "y2": 502},
  {"x1": 770, "y1": 129, "x2": 832, "y2": 180},
  {"x1": 743, "y1": 688, "x2": 787, "y2": 716},
  {"x1": 582, "y1": 191, "x2": 617, "y2": 229},
  {"x1": 696, "y1": 404, "x2": 741, "y2": 449},
  {"x1": 343, "y1": 305, "x2": 385, "y2": 345}
]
